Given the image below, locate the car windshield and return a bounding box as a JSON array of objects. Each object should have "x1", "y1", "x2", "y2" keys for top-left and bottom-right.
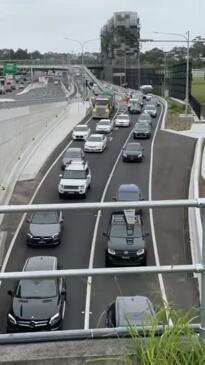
[
  {"x1": 110, "y1": 224, "x2": 143, "y2": 238},
  {"x1": 139, "y1": 115, "x2": 151, "y2": 121},
  {"x1": 135, "y1": 124, "x2": 149, "y2": 130},
  {"x1": 146, "y1": 106, "x2": 155, "y2": 110},
  {"x1": 98, "y1": 120, "x2": 110, "y2": 125},
  {"x1": 63, "y1": 170, "x2": 86, "y2": 179},
  {"x1": 31, "y1": 212, "x2": 58, "y2": 224},
  {"x1": 75, "y1": 126, "x2": 88, "y2": 132},
  {"x1": 95, "y1": 99, "x2": 108, "y2": 106},
  {"x1": 126, "y1": 144, "x2": 141, "y2": 151},
  {"x1": 64, "y1": 150, "x2": 81, "y2": 158},
  {"x1": 117, "y1": 115, "x2": 128, "y2": 120},
  {"x1": 16, "y1": 279, "x2": 57, "y2": 299},
  {"x1": 87, "y1": 136, "x2": 102, "y2": 142}
]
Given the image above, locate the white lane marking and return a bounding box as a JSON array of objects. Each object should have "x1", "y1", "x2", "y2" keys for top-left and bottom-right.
[
  {"x1": 149, "y1": 102, "x2": 173, "y2": 325},
  {"x1": 84, "y1": 110, "x2": 136, "y2": 330},
  {"x1": 0, "y1": 115, "x2": 93, "y2": 277}
]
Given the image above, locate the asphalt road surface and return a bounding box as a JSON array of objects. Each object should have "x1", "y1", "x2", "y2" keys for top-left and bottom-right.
[{"x1": 0, "y1": 100, "x2": 199, "y2": 333}]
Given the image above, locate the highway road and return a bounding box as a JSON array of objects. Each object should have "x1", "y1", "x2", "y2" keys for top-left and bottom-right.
[{"x1": 0, "y1": 97, "x2": 199, "y2": 333}]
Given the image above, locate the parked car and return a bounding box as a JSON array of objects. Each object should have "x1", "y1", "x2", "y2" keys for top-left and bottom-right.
[
  {"x1": 104, "y1": 211, "x2": 147, "y2": 266},
  {"x1": 61, "y1": 147, "x2": 85, "y2": 170},
  {"x1": 133, "y1": 122, "x2": 151, "y2": 139},
  {"x1": 7, "y1": 256, "x2": 66, "y2": 332},
  {"x1": 58, "y1": 160, "x2": 91, "y2": 198},
  {"x1": 106, "y1": 296, "x2": 156, "y2": 328},
  {"x1": 84, "y1": 134, "x2": 107, "y2": 152},
  {"x1": 122, "y1": 142, "x2": 144, "y2": 162},
  {"x1": 115, "y1": 113, "x2": 130, "y2": 127},
  {"x1": 26, "y1": 211, "x2": 64, "y2": 246},
  {"x1": 96, "y1": 119, "x2": 114, "y2": 133},
  {"x1": 72, "y1": 124, "x2": 91, "y2": 141}
]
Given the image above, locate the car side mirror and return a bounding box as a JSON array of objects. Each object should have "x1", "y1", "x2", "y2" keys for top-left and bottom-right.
[
  {"x1": 60, "y1": 218, "x2": 64, "y2": 224},
  {"x1": 103, "y1": 232, "x2": 109, "y2": 238},
  {"x1": 8, "y1": 289, "x2": 14, "y2": 297},
  {"x1": 59, "y1": 174, "x2": 63, "y2": 178},
  {"x1": 112, "y1": 197, "x2": 117, "y2": 201},
  {"x1": 26, "y1": 218, "x2": 31, "y2": 223}
]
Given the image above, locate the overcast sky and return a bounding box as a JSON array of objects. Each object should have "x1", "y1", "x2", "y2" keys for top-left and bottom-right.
[{"x1": 1, "y1": 0, "x2": 205, "y2": 53}]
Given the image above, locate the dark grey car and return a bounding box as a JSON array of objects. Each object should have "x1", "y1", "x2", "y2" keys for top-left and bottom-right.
[
  {"x1": 133, "y1": 122, "x2": 151, "y2": 139},
  {"x1": 104, "y1": 211, "x2": 147, "y2": 266},
  {"x1": 61, "y1": 147, "x2": 85, "y2": 170},
  {"x1": 106, "y1": 296, "x2": 156, "y2": 328},
  {"x1": 122, "y1": 142, "x2": 144, "y2": 162},
  {"x1": 7, "y1": 256, "x2": 66, "y2": 332},
  {"x1": 26, "y1": 211, "x2": 64, "y2": 246}
]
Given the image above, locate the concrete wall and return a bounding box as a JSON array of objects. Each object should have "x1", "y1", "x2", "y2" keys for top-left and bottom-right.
[{"x1": 0, "y1": 102, "x2": 67, "y2": 202}]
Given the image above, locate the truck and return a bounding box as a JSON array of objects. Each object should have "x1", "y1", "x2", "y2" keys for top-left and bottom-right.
[{"x1": 92, "y1": 91, "x2": 115, "y2": 119}]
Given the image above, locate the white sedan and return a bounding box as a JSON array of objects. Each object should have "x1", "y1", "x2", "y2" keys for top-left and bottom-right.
[
  {"x1": 95, "y1": 119, "x2": 114, "y2": 133},
  {"x1": 115, "y1": 113, "x2": 130, "y2": 127},
  {"x1": 84, "y1": 134, "x2": 107, "y2": 153}
]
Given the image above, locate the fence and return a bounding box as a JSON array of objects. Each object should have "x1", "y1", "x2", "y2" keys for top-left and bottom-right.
[
  {"x1": 0, "y1": 198, "x2": 205, "y2": 343},
  {"x1": 189, "y1": 94, "x2": 202, "y2": 119}
]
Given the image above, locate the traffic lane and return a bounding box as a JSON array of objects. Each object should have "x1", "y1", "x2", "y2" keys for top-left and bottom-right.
[
  {"x1": 14, "y1": 80, "x2": 65, "y2": 101},
  {"x1": 89, "y1": 113, "x2": 164, "y2": 328},
  {"x1": 0, "y1": 116, "x2": 136, "y2": 332},
  {"x1": 152, "y1": 131, "x2": 199, "y2": 312}
]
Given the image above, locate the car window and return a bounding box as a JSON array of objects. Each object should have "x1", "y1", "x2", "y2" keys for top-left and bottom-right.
[
  {"x1": 31, "y1": 211, "x2": 58, "y2": 224},
  {"x1": 16, "y1": 279, "x2": 57, "y2": 299},
  {"x1": 63, "y1": 170, "x2": 86, "y2": 179}
]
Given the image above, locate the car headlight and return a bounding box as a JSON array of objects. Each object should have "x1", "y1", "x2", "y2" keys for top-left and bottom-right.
[
  {"x1": 27, "y1": 233, "x2": 33, "y2": 239},
  {"x1": 123, "y1": 153, "x2": 127, "y2": 157},
  {"x1": 8, "y1": 313, "x2": 17, "y2": 325},
  {"x1": 52, "y1": 233, "x2": 59, "y2": 239},
  {"x1": 59, "y1": 184, "x2": 64, "y2": 190},
  {"x1": 49, "y1": 313, "x2": 60, "y2": 326},
  {"x1": 105, "y1": 108, "x2": 109, "y2": 112},
  {"x1": 138, "y1": 153, "x2": 142, "y2": 158},
  {"x1": 136, "y1": 249, "x2": 144, "y2": 256},
  {"x1": 79, "y1": 185, "x2": 85, "y2": 191},
  {"x1": 108, "y1": 248, "x2": 116, "y2": 255}
]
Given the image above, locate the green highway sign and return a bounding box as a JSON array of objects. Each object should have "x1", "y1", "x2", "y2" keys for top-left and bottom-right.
[{"x1": 3, "y1": 63, "x2": 17, "y2": 75}]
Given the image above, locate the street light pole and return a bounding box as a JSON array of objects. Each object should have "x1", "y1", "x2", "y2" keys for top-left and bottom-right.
[
  {"x1": 154, "y1": 31, "x2": 190, "y2": 113},
  {"x1": 64, "y1": 37, "x2": 99, "y2": 67}
]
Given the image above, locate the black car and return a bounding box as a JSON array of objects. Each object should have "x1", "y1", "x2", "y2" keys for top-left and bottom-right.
[
  {"x1": 113, "y1": 184, "x2": 144, "y2": 216},
  {"x1": 122, "y1": 142, "x2": 144, "y2": 162},
  {"x1": 104, "y1": 211, "x2": 147, "y2": 267},
  {"x1": 106, "y1": 296, "x2": 156, "y2": 328},
  {"x1": 26, "y1": 211, "x2": 63, "y2": 246},
  {"x1": 61, "y1": 147, "x2": 85, "y2": 170},
  {"x1": 7, "y1": 256, "x2": 66, "y2": 332},
  {"x1": 133, "y1": 122, "x2": 151, "y2": 139}
]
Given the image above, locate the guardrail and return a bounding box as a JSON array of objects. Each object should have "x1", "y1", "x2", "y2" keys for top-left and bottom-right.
[{"x1": 0, "y1": 199, "x2": 205, "y2": 343}]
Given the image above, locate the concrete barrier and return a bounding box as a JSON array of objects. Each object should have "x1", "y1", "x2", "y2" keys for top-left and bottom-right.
[{"x1": 188, "y1": 138, "x2": 203, "y2": 295}]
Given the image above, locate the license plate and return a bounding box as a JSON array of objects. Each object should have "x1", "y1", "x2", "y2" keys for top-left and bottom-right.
[{"x1": 122, "y1": 256, "x2": 130, "y2": 259}]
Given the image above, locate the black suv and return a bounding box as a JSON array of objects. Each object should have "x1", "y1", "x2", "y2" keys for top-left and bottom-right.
[
  {"x1": 104, "y1": 211, "x2": 147, "y2": 267},
  {"x1": 106, "y1": 296, "x2": 156, "y2": 328},
  {"x1": 26, "y1": 211, "x2": 64, "y2": 246},
  {"x1": 7, "y1": 256, "x2": 66, "y2": 332}
]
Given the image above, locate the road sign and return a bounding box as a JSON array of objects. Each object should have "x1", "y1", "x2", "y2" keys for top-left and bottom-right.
[{"x1": 3, "y1": 63, "x2": 17, "y2": 75}]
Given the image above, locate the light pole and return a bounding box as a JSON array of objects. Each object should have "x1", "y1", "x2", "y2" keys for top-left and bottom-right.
[
  {"x1": 64, "y1": 37, "x2": 99, "y2": 66},
  {"x1": 154, "y1": 31, "x2": 190, "y2": 114}
]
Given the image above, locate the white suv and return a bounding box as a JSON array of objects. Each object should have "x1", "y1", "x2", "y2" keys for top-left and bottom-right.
[{"x1": 58, "y1": 161, "x2": 91, "y2": 198}]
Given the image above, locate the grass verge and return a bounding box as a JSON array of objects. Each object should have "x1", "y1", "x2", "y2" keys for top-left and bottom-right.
[{"x1": 166, "y1": 99, "x2": 192, "y2": 131}]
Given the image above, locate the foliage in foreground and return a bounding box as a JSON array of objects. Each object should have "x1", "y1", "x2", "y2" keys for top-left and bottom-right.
[{"x1": 86, "y1": 307, "x2": 205, "y2": 365}]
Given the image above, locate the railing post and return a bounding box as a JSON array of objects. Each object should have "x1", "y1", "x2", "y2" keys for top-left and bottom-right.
[{"x1": 200, "y1": 206, "x2": 205, "y2": 340}]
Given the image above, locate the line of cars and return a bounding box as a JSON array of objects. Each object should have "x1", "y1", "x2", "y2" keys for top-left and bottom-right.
[{"x1": 6, "y1": 89, "x2": 159, "y2": 333}]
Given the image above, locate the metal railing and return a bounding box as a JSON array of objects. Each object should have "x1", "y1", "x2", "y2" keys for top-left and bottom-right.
[{"x1": 0, "y1": 198, "x2": 205, "y2": 343}]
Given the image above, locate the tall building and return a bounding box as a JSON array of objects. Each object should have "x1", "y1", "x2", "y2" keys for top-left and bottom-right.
[{"x1": 101, "y1": 11, "x2": 140, "y2": 65}]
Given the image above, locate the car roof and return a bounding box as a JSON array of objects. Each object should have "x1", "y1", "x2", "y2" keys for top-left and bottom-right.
[
  {"x1": 24, "y1": 256, "x2": 57, "y2": 272},
  {"x1": 98, "y1": 119, "x2": 111, "y2": 122},
  {"x1": 115, "y1": 296, "x2": 155, "y2": 326},
  {"x1": 118, "y1": 184, "x2": 140, "y2": 193},
  {"x1": 65, "y1": 161, "x2": 87, "y2": 171}
]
